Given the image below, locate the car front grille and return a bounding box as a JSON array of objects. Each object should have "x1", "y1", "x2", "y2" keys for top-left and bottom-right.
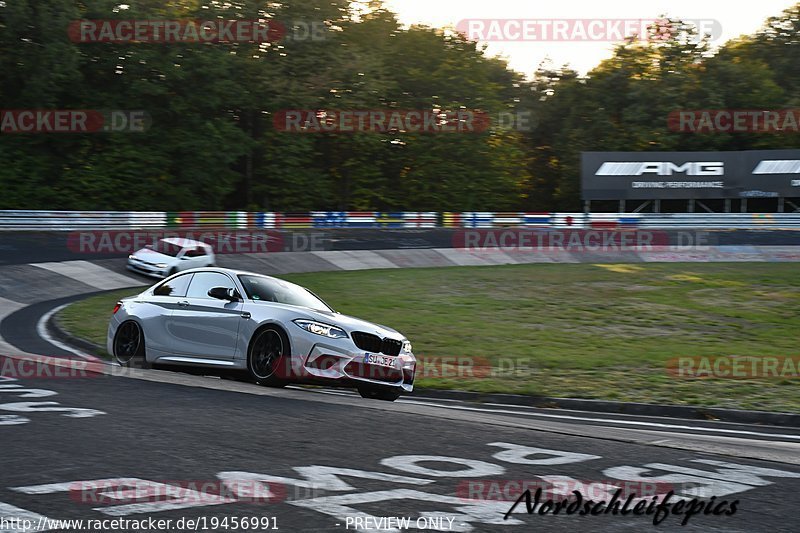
[
  {"x1": 381, "y1": 338, "x2": 402, "y2": 357},
  {"x1": 351, "y1": 332, "x2": 402, "y2": 356}
]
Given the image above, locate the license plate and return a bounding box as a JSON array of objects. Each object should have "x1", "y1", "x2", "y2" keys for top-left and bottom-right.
[{"x1": 364, "y1": 353, "x2": 397, "y2": 368}]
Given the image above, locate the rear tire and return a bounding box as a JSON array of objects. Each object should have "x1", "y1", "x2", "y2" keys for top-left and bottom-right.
[
  {"x1": 113, "y1": 321, "x2": 150, "y2": 369},
  {"x1": 247, "y1": 326, "x2": 290, "y2": 387},
  {"x1": 358, "y1": 386, "x2": 401, "y2": 402}
]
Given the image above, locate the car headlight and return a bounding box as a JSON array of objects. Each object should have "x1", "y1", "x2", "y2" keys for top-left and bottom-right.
[
  {"x1": 128, "y1": 255, "x2": 136, "y2": 260},
  {"x1": 293, "y1": 319, "x2": 348, "y2": 339},
  {"x1": 155, "y1": 263, "x2": 168, "y2": 268},
  {"x1": 402, "y1": 340, "x2": 412, "y2": 353}
]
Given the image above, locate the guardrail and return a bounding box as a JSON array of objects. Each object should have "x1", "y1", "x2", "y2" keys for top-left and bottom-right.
[
  {"x1": 441, "y1": 212, "x2": 800, "y2": 229},
  {"x1": 0, "y1": 211, "x2": 438, "y2": 230},
  {"x1": 1, "y1": 210, "x2": 800, "y2": 230},
  {"x1": 0, "y1": 211, "x2": 168, "y2": 230}
]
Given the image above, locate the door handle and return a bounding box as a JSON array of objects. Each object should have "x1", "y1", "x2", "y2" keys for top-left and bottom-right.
[
  {"x1": 241, "y1": 312, "x2": 251, "y2": 319},
  {"x1": 177, "y1": 300, "x2": 189, "y2": 307}
]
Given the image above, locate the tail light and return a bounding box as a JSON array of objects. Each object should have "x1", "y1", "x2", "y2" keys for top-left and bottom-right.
[{"x1": 112, "y1": 302, "x2": 121, "y2": 314}]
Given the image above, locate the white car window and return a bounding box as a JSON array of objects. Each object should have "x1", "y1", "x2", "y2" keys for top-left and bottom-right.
[
  {"x1": 152, "y1": 239, "x2": 182, "y2": 257},
  {"x1": 186, "y1": 272, "x2": 236, "y2": 299},
  {"x1": 238, "y1": 274, "x2": 332, "y2": 311},
  {"x1": 182, "y1": 246, "x2": 206, "y2": 258},
  {"x1": 153, "y1": 273, "x2": 193, "y2": 297}
]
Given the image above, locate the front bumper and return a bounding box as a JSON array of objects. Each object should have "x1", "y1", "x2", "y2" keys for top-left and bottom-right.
[
  {"x1": 297, "y1": 342, "x2": 415, "y2": 393},
  {"x1": 126, "y1": 261, "x2": 167, "y2": 278}
]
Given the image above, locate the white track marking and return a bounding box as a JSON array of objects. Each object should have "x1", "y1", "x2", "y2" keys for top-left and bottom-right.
[
  {"x1": 36, "y1": 304, "x2": 101, "y2": 361},
  {"x1": 301, "y1": 388, "x2": 800, "y2": 440},
  {"x1": 310, "y1": 250, "x2": 398, "y2": 270},
  {"x1": 414, "y1": 397, "x2": 794, "y2": 428},
  {"x1": 395, "y1": 399, "x2": 800, "y2": 440},
  {"x1": 30, "y1": 260, "x2": 140, "y2": 290},
  {"x1": 0, "y1": 296, "x2": 31, "y2": 356},
  {"x1": 0, "y1": 501, "x2": 55, "y2": 532}
]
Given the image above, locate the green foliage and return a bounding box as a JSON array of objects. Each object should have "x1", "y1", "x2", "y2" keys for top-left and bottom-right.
[
  {"x1": 1, "y1": 2, "x2": 798, "y2": 210},
  {"x1": 523, "y1": 8, "x2": 800, "y2": 209}
]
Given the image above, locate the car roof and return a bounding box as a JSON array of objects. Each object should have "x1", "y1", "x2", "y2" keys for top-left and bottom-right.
[
  {"x1": 159, "y1": 237, "x2": 209, "y2": 248},
  {"x1": 177, "y1": 266, "x2": 281, "y2": 281}
]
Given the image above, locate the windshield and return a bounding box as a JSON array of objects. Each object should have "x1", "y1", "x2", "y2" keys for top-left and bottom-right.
[
  {"x1": 238, "y1": 275, "x2": 332, "y2": 312},
  {"x1": 150, "y1": 239, "x2": 182, "y2": 257}
]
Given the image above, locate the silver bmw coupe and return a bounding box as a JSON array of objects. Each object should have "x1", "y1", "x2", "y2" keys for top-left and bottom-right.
[{"x1": 108, "y1": 267, "x2": 415, "y2": 401}]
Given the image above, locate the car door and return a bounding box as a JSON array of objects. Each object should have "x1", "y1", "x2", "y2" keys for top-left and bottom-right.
[
  {"x1": 167, "y1": 271, "x2": 243, "y2": 360},
  {"x1": 175, "y1": 246, "x2": 198, "y2": 272},
  {"x1": 188, "y1": 245, "x2": 211, "y2": 267},
  {"x1": 138, "y1": 273, "x2": 195, "y2": 354}
]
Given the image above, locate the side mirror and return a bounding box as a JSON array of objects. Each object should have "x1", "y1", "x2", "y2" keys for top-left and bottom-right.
[{"x1": 208, "y1": 286, "x2": 239, "y2": 301}]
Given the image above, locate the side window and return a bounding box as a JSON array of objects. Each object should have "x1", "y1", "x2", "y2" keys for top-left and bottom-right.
[
  {"x1": 183, "y1": 246, "x2": 205, "y2": 258},
  {"x1": 153, "y1": 273, "x2": 193, "y2": 297},
  {"x1": 186, "y1": 272, "x2": 235, "y2": 299}
]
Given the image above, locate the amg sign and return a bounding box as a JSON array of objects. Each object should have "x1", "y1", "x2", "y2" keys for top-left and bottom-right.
[
  {"x1": 582, "y1": 150, "x2": 800, "y2": 200},
  {"x1": 595, "y1": 161, "x2": 724, "y2": 176}
]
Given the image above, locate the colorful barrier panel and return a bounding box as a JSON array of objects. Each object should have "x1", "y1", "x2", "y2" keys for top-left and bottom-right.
[{"x1": 2, "y1": 210, "x2": 800, "y2": 230}]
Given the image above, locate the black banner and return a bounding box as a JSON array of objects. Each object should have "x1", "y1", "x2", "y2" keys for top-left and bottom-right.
[{"x1": 581, "y1": 149, "x2": 800, "y2": 200}]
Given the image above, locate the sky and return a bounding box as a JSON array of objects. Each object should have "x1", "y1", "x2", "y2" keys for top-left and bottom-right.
[{"x1": 383, "y1": 0, "x2": 795, "y2": 76}]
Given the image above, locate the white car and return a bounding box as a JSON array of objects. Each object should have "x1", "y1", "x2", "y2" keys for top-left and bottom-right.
[
  {"x1": 127, "y1": 238, "x2": 215, "y2": 278},
  {"x1": 109, "y1": 267, "x2": 415, "y2": 401}
]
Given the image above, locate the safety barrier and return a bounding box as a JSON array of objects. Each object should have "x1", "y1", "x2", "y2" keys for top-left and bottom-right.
[
  {"x1": 0, "y1": 211, "x2": 167, "y2": 230},
  {"x1": 631, "y1": 213, "x2": 800, "y2": 229},
  {"x1": 442, "y1": 212, "x2": 800, "y2": 229},
  {"x1": 1, "y1": 210, "x2": 800, "y2": 230},
  {"x1": 0, "y1": 210, "x2": 438, "y2": 230}
]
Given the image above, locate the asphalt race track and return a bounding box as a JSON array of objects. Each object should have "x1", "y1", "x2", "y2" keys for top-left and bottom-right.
[
  {"x1": 1, "y1": 363, "x2": 799, "y2": 533},
  {"x1": 1, "y1": 231, "x2": 799, "y2": 533}
]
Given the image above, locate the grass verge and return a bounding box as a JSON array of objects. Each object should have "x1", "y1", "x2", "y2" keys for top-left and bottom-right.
[{"x1": 58, "y1": 263, "x2": 800, "y2": 412}]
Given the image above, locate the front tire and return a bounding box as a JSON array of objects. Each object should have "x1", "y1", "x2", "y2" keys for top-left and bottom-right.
[
  {"x1": 358, "y1": 386, "x2": 401, "y2": 402},
  {"x1": 247, "y1": 326, "x2": 289, "y2": 387},
  {"x1": 113, "y1": 321, "x2": 149, "y2": 368}
]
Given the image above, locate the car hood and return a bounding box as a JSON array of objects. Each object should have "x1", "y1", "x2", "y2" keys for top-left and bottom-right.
[
  {"x1": 248, "y1": 301, "x2": 404, "y2": 339},
  {"x1": 311, "y1": 309, "x2": 403, "y2": 338},
  {"x1": 131, "y1": 248, "x2": 175, "y2": 263}
]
